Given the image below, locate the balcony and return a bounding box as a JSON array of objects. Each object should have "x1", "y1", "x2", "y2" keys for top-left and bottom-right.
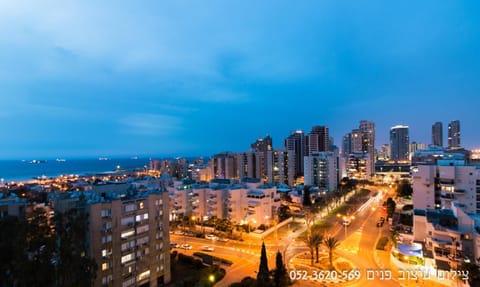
[
  {"x1": 439, "y1": 179, "x2": 455, "y2": 185},
  {"x1": 453, "y1": 189, "x2": 466, "y2": 195},
  {"x1": 440, "y1": 194, "x2": 454, "y2": 200}
]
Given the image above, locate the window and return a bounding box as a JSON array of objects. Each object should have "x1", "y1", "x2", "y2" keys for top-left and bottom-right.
[
  {"x1": 136, "y1": 225, "x2": 149, "y2": 234},
  {"x1": 121, "y1": 229, "x2": 135, "y2": 239},
  {"x1": 123, "y1": 203, "x2": 136, "y2": 213},
  {"x1": 136, "y1": 236, "x2": 149, "y2": 246},
  {"x1": 137, "y1": 270, "x2": 150, "y2": 281},
  {"x1": 102, "y1": 222, "x2": 112, "y2": 232},
  {"x1": 101, "y1": 235, "x2": 112, "y2": 244},
  {"x1": 102, "y1": 275, "x2": 113, "y2": 285},
  {"x1": 101, "y1": 208, "x2": 111, "y2": 218},
  {"x1": 102, "y1": 249, "x2": 112, "y2": 258},
  {"x1": 102, "y1": 262, "x2": 108, "y2": 271},
  {"x1": 121, "y1": 216, "x2": 134, "y2": 226},
  {"x1": 121, "y1": 253, "x2": 134, "y2": 264},
  {"x1": 139, "y1": 202, "x2": 145, "y2": 209},
  {"x1": 122, "y1": 277, "x2": 135, "y2": 287},
  {"x1": 122, "y1": 240, "x2": 135, "y2": 251}
]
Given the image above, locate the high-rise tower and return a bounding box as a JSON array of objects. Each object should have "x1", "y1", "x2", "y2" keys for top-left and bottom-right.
[
  {"x1": 390, "y1": 125, "x2": 410, "y2": 162},
  {"x1": 448, "y1": 120, "x2": 461, "y2": 149},
  {"x1": 306, "y1": 126, "x2": 329, "y2": 156},
  {"x1": 432, "y1": 122, "x2": 443, "y2": 147}
]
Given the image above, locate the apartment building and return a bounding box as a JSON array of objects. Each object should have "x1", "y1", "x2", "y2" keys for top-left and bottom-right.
[
  {"x1": 168, "y1": 178, "x2": 280, "y2": 227},
  {"x1": 412, "y1": 160, "x2": 480, "y2": 269},
  {"x1": 303, "y1": 151, "x2": 338, "y2": 191},
  {"x1": 51, "y1": 178, "x2": 171, "y2": 287}
]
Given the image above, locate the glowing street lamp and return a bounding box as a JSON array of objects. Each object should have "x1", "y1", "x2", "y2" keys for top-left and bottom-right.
[{"x1": 337, "y1": 213, "x2": 355, "y2": 238}]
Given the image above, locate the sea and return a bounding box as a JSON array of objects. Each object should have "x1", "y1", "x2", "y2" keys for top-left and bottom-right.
[{"x1": 0, "y1": 158, "x2": 152, "y2": 182}]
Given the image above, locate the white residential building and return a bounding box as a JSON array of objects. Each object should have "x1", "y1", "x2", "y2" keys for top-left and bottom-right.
[
  {"x1": 412, "y1": 160, "x2": 480, "y2": 269},
  {"x1": 304, "y1": 151, "x2": 338, "y2": 191}
]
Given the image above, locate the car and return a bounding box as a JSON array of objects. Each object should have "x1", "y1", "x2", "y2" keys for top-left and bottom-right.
[
  {"x1": 201, "y1": 246, "x2": 215, "y2": 252},
  {"x1": 205, "y1": 234, "x2": 218, "y2": 240},
  {"x1": 464, "y1": 256, "x2": 471, "y2": 263},
  {"x1": 379, "y1": 217, "x2": 385, "y2": 223},
  {"x1": 342, "y1": 219, "x2": 351, "y2": 226},
  {"x1": 170, "y1": 242, "x2": 179, "y2": 248},
  {"x1": 376, "y1": 221, "x2": 384, "y2": 227},
  {"x1": 180, "y1": 244, "x2": 192, "y2": 250},
  {"x1": 217, "y1": 237, "x2": 229, "y2": 242}
]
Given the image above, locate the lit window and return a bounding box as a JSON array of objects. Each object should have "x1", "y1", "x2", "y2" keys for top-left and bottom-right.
[
  {"x1": 102, "y1": 263, "x2": 108, "y2": 271},
  {"x1": 121, "y1": 253, "x2": 134, "y2": 264},
  {"x1": 139, "y1": 202, "x2": 144, "y2": 209}
]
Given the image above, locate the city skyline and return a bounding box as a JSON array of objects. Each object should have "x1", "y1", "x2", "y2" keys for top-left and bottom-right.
[{"x1": 1, "y1": 1, "x2": 480, "y2": 159}]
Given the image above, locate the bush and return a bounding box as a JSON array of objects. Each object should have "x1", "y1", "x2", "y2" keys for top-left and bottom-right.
[
  {"x1": 376, "y1": 237, "x2": 389, "y2": 250},
  {"x1": 194, "y1": 252, "x2": 233, "y2": 266},
  {"x1": 402, "y1": 204, "x2": 413, "y2": 211},
  {"x1": 179, "y1": 253, "x2": 204, "y2": 269},
  {"x1": 399, "y1": 214, "x2": 413, "y2": 226}
]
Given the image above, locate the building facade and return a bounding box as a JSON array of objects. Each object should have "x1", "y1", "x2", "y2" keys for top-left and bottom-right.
[
  {"x1": 284, "y1": 130, "x2": 305, "y2": 181},
  {"x1": 432, "y1": 122, "x2": 443, "y2": 147},
  {"x1": 305, "y1": 126, "x2": 329, "y2": 156},
  {"x1": 448, "y1": 120, "x2": 461, "y2": 150},
  {"x1": 304, "y1": 151, "x2": 338, "y2": 191},
  {"x1": 390, "y1": 125, "x2": 410, "y2": 162}
]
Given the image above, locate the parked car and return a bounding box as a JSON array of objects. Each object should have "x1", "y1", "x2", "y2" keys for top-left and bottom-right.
[
  {"x1": 217, "y1": 237, "x2": 229, "y2": 242},
  {"x1": 201, "y1": 246, "x2": 215, "y2": 252},
  {"x1": 170, "y1": 242, "x2": 179, "y2": 248},
  {"x1": 180, "y1": 244, "x2": 192, "y2": 250}
]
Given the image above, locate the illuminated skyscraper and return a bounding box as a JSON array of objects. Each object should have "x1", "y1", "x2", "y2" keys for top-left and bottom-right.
[
  {"x1": 432, "y1": 122, "x2": 443, "y2": 147},
  {"x1": 284, "y1": 130, "x2": 305, "y2": 184},
  {"x1": 448, "y1": 120, "x2": 461, "y2": 149},
  {"x1": 390, "y1": 125, "x2": 410, "y2": 162},
  {"x1": 306, "y1": 126, "x2": 329, "y2": 155}
]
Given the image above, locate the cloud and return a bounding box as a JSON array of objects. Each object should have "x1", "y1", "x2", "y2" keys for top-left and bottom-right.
[{"x1": 119, "y1": 113, "x2": 182, "y2": 136}]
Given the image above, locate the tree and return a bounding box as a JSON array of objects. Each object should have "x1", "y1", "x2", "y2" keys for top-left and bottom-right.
[
  {"x1": 302, "y1": 185, "x2": 312, "y2": 207},
  {"x1": 277, "y1": 205, "x2": 292, "y2": 222},
  {"x1": 301, "y1": 232, "x2": 315, "y2": 266},
  {"x1": 273, "y1": 251, "x2": 288, "y2": 287},
  {"x1": 385, "y1": 197, "x2": 396, "y2": 218},
  {"x1": 55, "y1": 208, "x2": 97, "y2": 287},
  {"x1": 257, "y1": 242, "x2": 271, "y2": 286},
  {"x1": 324, "y1": 236, "x2": 339, "y2": 270},
  {"x1": 390, "y1": 230, "x2": 399, "y2": 249},
  {"x1": 396, "y1": 180, "x2": 413, "y2": 197},
  {"x1": 312, "y1": 231, "x2": 324, "y2": 263}
]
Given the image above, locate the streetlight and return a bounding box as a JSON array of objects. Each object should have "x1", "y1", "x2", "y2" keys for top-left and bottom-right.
[{"x1": 337, "y1": 213, "x2": 355, "y2": 239}]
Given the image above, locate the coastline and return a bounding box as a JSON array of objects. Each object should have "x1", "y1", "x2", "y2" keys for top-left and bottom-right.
[{"x1": 0, "y1": 158, "x2": 151, "y2": 184}]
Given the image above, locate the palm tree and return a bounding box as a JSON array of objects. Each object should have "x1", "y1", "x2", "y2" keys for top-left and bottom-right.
[
  {"x1": 301, "y1": 232, "x2": 315, "y2": 266},
  {"x1": 311, "y1": 231, "x2": 324, "y2": 263},
  {"x1": 390, "y1": 230, "x2": 399, "y2": 249},
  {"x1": 324, "y1": 236, "x2": 339, "y2": 270}
]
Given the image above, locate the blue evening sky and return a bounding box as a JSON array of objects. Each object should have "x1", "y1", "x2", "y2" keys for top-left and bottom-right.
[{"x1": 1, "y1": 1, "x2": 479, "y2": 159}]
